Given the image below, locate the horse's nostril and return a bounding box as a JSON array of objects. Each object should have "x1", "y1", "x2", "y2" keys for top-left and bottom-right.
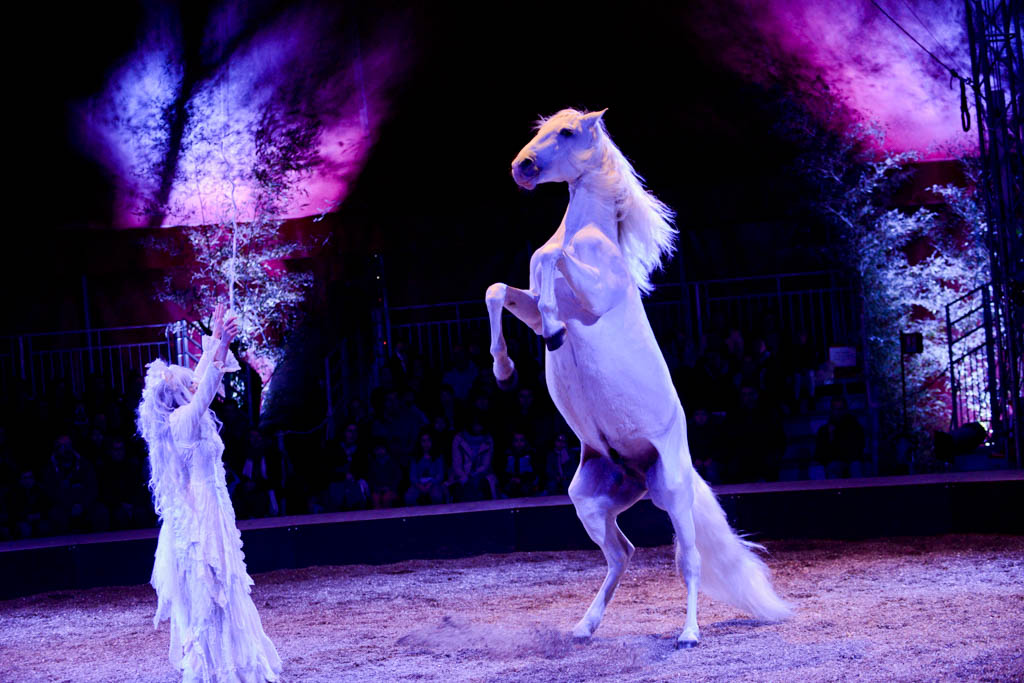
[{"x1": 519, "y1": 158, "x2": 534, "y2": 170}]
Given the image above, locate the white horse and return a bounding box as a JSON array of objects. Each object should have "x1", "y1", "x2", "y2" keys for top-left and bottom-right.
[{"x1": 485, "y1": 108, "x2": 791, "y2": 647}]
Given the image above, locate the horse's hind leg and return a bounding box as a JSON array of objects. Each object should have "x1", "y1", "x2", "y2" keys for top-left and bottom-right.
[
  {"x1": 568, "y1": 448, "x2": 646, "y2": 639},
  {"x1": 648, "y1": 457, "x2": 701, "y2": 648}
]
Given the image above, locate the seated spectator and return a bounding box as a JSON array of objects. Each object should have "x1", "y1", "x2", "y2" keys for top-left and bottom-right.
[
  {"x1": 442, "y1": 346, "x2": 478, "y2": 402},
  {"x1": 345, "y1": 398, "x2": 371, "y2": 435},
  {"x1": 96, "y1": 438, "x2": 148, "y2": 530},
  {"x1": 785, "y1": 330, "x2": 820, "y2": 413},
  {"x1": 543, "y1": 432, "x2": 576, "y2": 495},
  {"x1": 814, "y1": 396, "x2": 866, "y2": 476},
  {"x1": 405, "y1": 431, "x2": 446, "y2": 506},
  {"x1": 501, "y1": 431, "x2": 539, "y2": 498},
  {"x1": 325, "y1": 423, "x2": 369, "y2": 511},
  {"x1": 724, "y1": 328, "x2": 745, "y2": 380},
  {"x1": 70, "y1": 402, "x2": 91, "y2": 445},
  {"x1": 721, "y1": 385, "x2": 786, "y2": 483},
  {"x1": 687, "y1": 407, "x2": 721, "y2": 484},
  {"x1": 371, "y1": 388, "x2": 427, "y2": 466},
  {"x1": 234, "y1": 430, "x2": 280, "y2": 519},
  {"x1": 469, "y1": 391, "x2": 497, "y2": 433},
  {"x1": 449, "y1": 416, "x2": 497, "y2": 501},
  {"x1": 401, "y1": 387, "x2": 429, "y2": 429},
  {"x1": 430, "y1": 414, "x2": 454, "y2": 470},
  {"x1": 43, "y1": 434, "x2": 106, "y2": 533},
  {"x1": 692, "y1": 348, "x2": 738, "y2": 413},
  {"x1": 506, "y1": 385, "x2": 554, "y2": 455},
  {"x1": 266, "y1": 431, "x2": 294, "y2": 515},
  {"x1": 82, "y1": 424, "x2": 107, "y2": 463},
  {"x1": 9, "y1": 469, "x2": 52, "y2": 538},
  {"x1": 436, "y1": 384, "x2": 459, "y2": 436},
  {"x1": 754, "y1": 337, "x2": 786, "y2": 410},
  {"x1": 367, "y1": 441, "x2": 403, "y2": 509}
]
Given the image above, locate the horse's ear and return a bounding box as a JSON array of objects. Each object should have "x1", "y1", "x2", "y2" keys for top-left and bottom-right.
[{"x1": 581, "y1": 109, "x2": 607, "y2": 129}]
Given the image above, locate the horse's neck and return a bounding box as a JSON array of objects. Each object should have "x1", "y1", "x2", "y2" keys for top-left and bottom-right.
[{"x1": 556, "y1": 181, "x2": 618, "y2": 245}]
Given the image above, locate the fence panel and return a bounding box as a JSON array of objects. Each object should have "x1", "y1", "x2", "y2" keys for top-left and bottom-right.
[
  {"x1": 946, "y1": 284, "x2": 1002, "y2": 431},
  {"x1": 386, "y1": 271, "x2": 858, "y2": 375},
  {"x1": 7, "y1": 324, "x2": 176, "y2": 398}
]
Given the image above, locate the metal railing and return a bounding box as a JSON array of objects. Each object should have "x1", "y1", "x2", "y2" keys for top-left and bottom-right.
[
  {"x1": 387, "y1": 301, "x2": 544, "y2": 371},
  {"x1": 18, "y1": 325, "x2": 175, "y2": 396},
  {"x1": 0, "y1": 322, "x2": 208, "y2": 399},
  {"x1": 167, "y1": 320, "x2": 205, "y2": 370},
  {"x1": 650, "y1": 271, "x2": 859, "y2": 351},
  {"x1": 386, "y1": 271, "x2": 859, "y2": 371},
  {"x1": 946, "y1": 283, "x2": 1003, "y2": 432}
]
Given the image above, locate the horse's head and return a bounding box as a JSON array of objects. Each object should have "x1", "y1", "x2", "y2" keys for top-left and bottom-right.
[{"x1": 511, "y1": 108, "x2": 607, "y2": 189}]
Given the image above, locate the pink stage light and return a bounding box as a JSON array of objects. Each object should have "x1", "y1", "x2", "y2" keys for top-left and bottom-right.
[
  {"x1": 696, "y1": 0, "x2": 976, "y2": 159},
  {"x1": 75, "y1": 4, "x2": 411, "y2": 228}
]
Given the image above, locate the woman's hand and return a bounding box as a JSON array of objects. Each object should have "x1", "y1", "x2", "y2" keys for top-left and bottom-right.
[
  {"x1": 211, "y1": 303, "x2": 226, "y2": 340},
  {"x1": 213, "y1": 310, "x2": 240, "y2": 366},
  {"x1": 223, "y1": 311, "x2": 241, "y2": 343}
]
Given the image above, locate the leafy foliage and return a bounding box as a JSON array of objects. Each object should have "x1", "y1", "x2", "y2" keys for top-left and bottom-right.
[
  {"x1": 149, "y1": 97, "x2": 324, "y2": 392},
  {"x1": 800, "y1": 119, "x2": 988, "y2": 460}
]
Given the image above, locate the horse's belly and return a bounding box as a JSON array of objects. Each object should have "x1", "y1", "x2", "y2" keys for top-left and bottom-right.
[{"x1": 544, "y1": 317, "x2": 679, "y2": 454}]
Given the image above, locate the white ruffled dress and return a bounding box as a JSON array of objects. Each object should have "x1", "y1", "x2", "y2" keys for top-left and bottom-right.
[{"x1": 151, "y1": 337, "x2": 283, "y2": 683}]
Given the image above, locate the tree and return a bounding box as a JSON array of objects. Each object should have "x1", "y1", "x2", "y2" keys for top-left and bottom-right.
[
  {"x1": 796, "y1": 112, "x2": 988, "y2": 463},
  {"x1": 150, "y1": 100, "x2": 325, "y2": 402}
]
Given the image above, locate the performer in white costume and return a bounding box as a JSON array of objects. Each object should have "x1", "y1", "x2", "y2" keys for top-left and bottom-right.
[{"x1": 138, "y1": 304, "x2": 282, "y2": 682}]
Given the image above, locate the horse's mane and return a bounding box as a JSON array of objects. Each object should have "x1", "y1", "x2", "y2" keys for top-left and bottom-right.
[{"x1": 537, "y1": 110, "x2": 677, "y2": 294}]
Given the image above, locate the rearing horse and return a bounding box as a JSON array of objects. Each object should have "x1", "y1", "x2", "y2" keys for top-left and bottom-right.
[{"x1": 486, "y1": 108, "x2": 791, "y2": 647}]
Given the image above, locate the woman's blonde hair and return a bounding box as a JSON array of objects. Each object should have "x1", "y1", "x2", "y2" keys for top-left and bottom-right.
[{"x1": 136, "y1": 360, "x2": 194, "y2": 519}]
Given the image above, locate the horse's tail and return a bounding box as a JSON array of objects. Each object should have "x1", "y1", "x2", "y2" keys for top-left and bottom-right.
[{"x1": 688, "y1": 472, "x2": 792, "y2": 621}]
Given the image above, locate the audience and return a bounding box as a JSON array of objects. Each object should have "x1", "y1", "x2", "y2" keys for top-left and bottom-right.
[
  {"x1": 234, "y1": 430, "x2": 279, "y2": 519},
  {"x1": 0, "y1": 311, "x2": 871, "y2": 541},
  {"x1": 687, "y1": 407, "x2": 721, "y2": 484},
  {"x1": 323, "y1": 423, "x2": 369, "y2": 511},
  {"x1": 814, "y1": 396, "x2": 866, "y2": 477},
  {"x1": 405, "y1": 429, "x2": 446, "y2": 506},
  {"x1": 366, "y1": 441, "x2": 403, "y2": 509},
  {"x1": 501, "y1": 431, "x2": 539, "y2": 498},
  {"x1": 449, "y1": 415, "x2": 497, "y2": 501},
  {"x1": 544, "y1": 432, "x2": 575, "y2": 495},
  {"x1": 722, "y1": 385, "x2": 786, "y2": 483}
]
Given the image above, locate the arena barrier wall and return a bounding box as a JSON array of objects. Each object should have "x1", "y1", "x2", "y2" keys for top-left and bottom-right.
[{"x1": 1, "y1": 471, "x2": 1021, "y2": 600}]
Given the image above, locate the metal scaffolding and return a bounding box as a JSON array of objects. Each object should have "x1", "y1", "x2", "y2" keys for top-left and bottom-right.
[{"x1": 965, "y1": 0, "x2": 1024, "y2": 466}]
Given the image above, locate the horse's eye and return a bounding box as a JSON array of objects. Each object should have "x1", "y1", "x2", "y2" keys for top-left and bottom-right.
[{"x1": 559, "y1": 128, "x2": 574, "y2": 137}]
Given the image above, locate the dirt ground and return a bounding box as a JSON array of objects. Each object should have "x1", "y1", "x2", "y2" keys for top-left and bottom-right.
[{"x1": 1, "y1": 534, "x2": 1022, "y2": 682}]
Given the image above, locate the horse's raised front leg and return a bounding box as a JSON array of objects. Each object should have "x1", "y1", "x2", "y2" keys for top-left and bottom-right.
[
  {"x1": 485, "y1": 283, "x2": 541, "y2": 391},
  {"x1": 568, "y1": 447, "x2": 647, "y2": 639},
  {"x1": 537, "y1": 250, "x2": 567, "y2": 351}
]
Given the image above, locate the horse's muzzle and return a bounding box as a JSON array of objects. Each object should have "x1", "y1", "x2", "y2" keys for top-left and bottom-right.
[{"x1": 512, "y1": 157, "x2": 540, "y2": 187}]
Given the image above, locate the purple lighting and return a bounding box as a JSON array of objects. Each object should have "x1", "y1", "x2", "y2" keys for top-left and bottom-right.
[
  {"x1": 75, "y1": 4, "x2": 411, "y2": 228},
  {"x1": 696, "y1": 0, "x2": 976, "y2": 158}
]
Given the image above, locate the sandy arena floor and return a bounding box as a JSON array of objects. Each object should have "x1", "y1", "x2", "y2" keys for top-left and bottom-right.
[{"x1": 1, "y1": 534, "x2": 1022, "y2": 682}]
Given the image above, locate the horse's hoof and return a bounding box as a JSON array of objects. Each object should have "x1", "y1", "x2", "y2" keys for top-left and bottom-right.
[
  {"x1": 496, "y1": 368, "x2": 518, "y2": 392},
  {"x1": 676, "y1": 638, "x2": 699, "y2": 650},
  {"x1": 572, "y1": 621, "x2": 594, "y2": 640},
  {"x1": 544, "y1": 327, "x2": 566, "y2": 351}
]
